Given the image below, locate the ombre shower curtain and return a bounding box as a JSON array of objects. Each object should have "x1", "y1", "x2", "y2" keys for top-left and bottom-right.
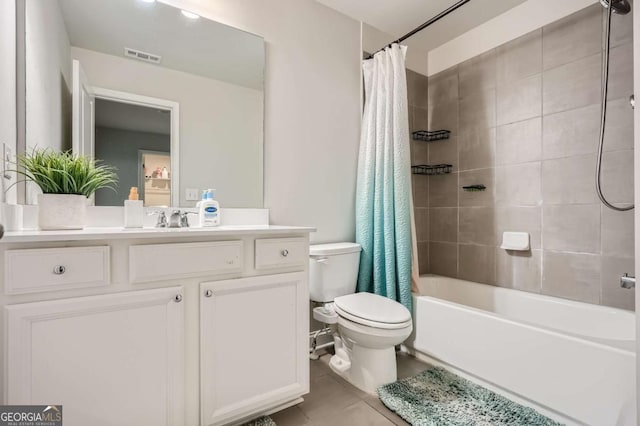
[{"x1": 356, "y1": 44, "x2": 418, "y2": 313}]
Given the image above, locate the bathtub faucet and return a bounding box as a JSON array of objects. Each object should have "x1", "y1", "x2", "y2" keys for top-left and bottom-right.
[{"x1": 620, "y1": 273, "x2": 636, "y2": 289}]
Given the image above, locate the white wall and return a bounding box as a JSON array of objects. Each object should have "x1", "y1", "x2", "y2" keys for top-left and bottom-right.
[
  {"x1": 25, "y1": 0, "x2": 72, "y2": 151},
  {"x1": 0, "y1": 0, "x2": 17, "y2": 204},
  {"x1": 158, "y1": 0, "x2": 362, "y2": 243},
  {"x1": 428, "y1": 0, "x2": 598, "y2": 75},
  {"x1": 72, "y1": 47, "x2": 264, "y2": 208},
  {"x1": 634, "y1": 0, "x2": 640, "y2": 418}
]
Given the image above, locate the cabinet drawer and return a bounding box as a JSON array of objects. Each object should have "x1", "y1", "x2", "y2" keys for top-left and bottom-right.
[
  {"x1": 255, "y1": 238, "x2": 307, "y2": 271},
  {"x1": 129, "y1": 241, "x2": 243, "y2": 283},
  {"x1": 5, "y1": 246, "x2": 110, "y2": 295}
]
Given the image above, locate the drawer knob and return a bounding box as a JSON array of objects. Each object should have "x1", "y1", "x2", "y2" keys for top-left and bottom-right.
[
  {"x1": 174, "y1": 294, "x2": 183, "y2": 303},
  {"x1": 204, "y1": 289, "x2": 213, "y2": 298},
  {"x1": 53, "y1": 265, "x2": 66, "y2": 275},
  {"x1": 281, "y1": 249, "x2": 289, "y2": 257}
]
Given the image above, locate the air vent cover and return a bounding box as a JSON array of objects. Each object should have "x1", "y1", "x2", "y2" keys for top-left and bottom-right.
[{"x1": 124, "y1": 47, "x2": 161, "y2": 64}]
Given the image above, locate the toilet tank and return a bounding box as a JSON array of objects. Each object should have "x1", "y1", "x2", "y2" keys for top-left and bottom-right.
[{"x1": 309, "y1": 242, "x2": 362, "y2": 302}]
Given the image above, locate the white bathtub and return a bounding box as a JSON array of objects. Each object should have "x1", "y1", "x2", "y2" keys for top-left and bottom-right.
[{"x1": 405, "y1": 275, "x2": 636, "y2": 426}]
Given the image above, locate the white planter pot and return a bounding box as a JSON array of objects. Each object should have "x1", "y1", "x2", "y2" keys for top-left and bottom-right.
[{"x1": 37, "y1": 194, "x2": 87, "y2": 230}]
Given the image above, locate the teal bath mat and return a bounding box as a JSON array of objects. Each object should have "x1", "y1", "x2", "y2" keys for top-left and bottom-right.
[
  {"x1": 242, "y1": 416, "x2": 276, "y2": 426},
  {"x1": 378, "y1": 367, "x2": 562, "y2": 426}
]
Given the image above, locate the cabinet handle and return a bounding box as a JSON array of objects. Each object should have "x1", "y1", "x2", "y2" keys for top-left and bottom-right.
[
  {"x1": 281, "y1": 249, "x2": 289, "y2": 257},
  {"x1": 204, "y1": 289, "x2": 213, "y2": 298},
  {"x1": 53, "y1": 265, "x2": 66, "y2": 275},
  {"x1": 174, "y1": 294, "x2": 183, "y2": 303}
]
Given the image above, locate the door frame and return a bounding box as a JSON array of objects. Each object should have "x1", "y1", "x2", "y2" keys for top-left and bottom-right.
[
  {"x1": 634, "y1": 2, "x2": 639, "y2": 424},
  {"x1": 93, "y1": 87, "x2": 180, "y2": 207}
]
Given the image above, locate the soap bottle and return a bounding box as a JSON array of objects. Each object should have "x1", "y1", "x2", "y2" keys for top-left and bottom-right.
[
  {"x1": 124, "y1": 187, "x2": 144, "y2": 228},
  {"x1": 198, "y1": 189, "x2": 220, "y2": 227}
]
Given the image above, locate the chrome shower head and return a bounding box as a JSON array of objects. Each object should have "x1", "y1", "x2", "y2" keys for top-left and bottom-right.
[{"x1": 600, "y1": 0, "x2": 631, "y2": 15}]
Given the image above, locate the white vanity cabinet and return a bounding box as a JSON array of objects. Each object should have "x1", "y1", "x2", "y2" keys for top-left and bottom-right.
[
  {"x1": 0, "y1": 227, "x2": 313, "y2": 426},
  {"x1": 6, "y1": 287, "x2": 185, "y2": 426}
]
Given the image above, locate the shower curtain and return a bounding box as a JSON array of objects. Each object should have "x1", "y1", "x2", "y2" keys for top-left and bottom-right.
[{"x1": 356, "y1": 44, "x2": 416, "y2": 313}]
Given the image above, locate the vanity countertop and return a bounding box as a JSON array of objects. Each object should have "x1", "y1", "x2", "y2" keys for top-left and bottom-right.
[{"x1": 0, "y1": 225, "x2": 316, "y2": 243}]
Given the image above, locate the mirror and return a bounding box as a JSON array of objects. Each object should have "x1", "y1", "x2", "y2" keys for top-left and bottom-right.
[{"x1": 20, "y1": 0, "x2": 264, "y2": 207}]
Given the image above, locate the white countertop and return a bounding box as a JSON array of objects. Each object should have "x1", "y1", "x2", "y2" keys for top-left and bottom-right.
[{"x1": 0, "y1": 225, "x2": 316, "y2": 243}]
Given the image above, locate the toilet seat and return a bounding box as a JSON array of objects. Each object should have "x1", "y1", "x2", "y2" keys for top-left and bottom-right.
[{"x1": 334, "y1": 293, "x2": 412, "y2": 330}]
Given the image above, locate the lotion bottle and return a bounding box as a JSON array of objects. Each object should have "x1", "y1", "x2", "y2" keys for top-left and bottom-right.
[
  {"x1": 198, "y1": 189, "x2": 220, "y2": 227},
  {"x1": 124, "y1": 187, "x2": 144, "y2": 228}
]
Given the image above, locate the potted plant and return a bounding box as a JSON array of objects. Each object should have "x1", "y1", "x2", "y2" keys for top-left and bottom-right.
[{"x1": 17, "y1": 150, "x2": 117, "y2": 230}]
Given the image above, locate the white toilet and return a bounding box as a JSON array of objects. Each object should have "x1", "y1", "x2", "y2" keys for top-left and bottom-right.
[{"x1": 309, "y1": 242, "x2": 413, "y2": 393}]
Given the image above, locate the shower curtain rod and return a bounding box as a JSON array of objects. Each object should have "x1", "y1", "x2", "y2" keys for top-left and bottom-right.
[{"x1": 365, "y1": 0, "x2": 472, "y2": 59}]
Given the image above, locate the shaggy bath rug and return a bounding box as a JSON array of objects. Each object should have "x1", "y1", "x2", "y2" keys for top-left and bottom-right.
[
  {"x1": 241, "y1": 416, "x2": 276, "y2": 426},
  {"x1": 378, "y1": 367, "x2": 563, "y2": 426}
]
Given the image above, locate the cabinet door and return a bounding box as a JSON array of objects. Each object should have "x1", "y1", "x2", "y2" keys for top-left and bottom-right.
[
  {"x1": 6, "y1": 287, "x2": 185, "y2": 426},
  {"x1": 201, "y1": 273, "x2": 309, "y2": 426}
]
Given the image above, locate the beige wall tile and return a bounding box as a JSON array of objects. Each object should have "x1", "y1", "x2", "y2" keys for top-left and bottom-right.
[
  {"x1": 604, "y1": 98, "x2": 634, "y2": 152},
  {"x1": 429, "y1": 207, "x2": 457, "y2": 243},
  {"x1": 411, "y1": 139, "x2": 429, "y2": 165},
  {"x1": 407, "y1": 69, "x2": 429, "y2": 109},
  {"x1": 496, "y1": 74, "x2": 542, "y2": 126},
  {"x1": 459, "y1": 88, "x2": 496, "y2": 132},
  {"x1": 428, "y1": 68, "x2": 458, "y2": 106},
  {"x1": 410, "y1": 106, "x2": 429, "y2": 133},
  {"x1": 542, "y1": 53, "x2": 601, "y2": 115},
  {"x1": 414, "y1": 207, "x2": 429, "y2": 242},
  {"x1": 429, "y1": 137, "x2": 458, "y2": 172},
  {"x1": 542, "y1": 103, "x2": 599, "y2": 160},
  {"x1": 496, "y1": 118, "x2": 541, "y2": 166},
  {"x1": 602, "y1": 208, "x2": 634, "y2": 258},
  {"x1": 458, "y1": 50, "x2": 496, "y2": 98},
  {"x1": 495, "y1": 206, "x2": 542, "y2": 249},
  {"x1": 601, "y1": 256, "x2": 634, "y2": 310},
  {"x1": 429, "y1": 242, "x2": 457, "y2": 277},
  {"x1": 610, "y1": 7, "x2": 633, "y2": 48},
  {"x1": 413, "y1": 174, "x2": 428, "y2": 208},
  {"x1": 418, "y1": 241, "x2": 430, "y2": 275},
  {"x1": 458, "y1": 127, "x2": 496, "y2": 171},
  {"x1": 459, "y1": 168, "x2": 495, "y2": 207},
  {"x1": 496, "y1": 249, "x2": 542, "y2": 293},
  {"x1": 542, "y1": 251, "x2": 601, "y2": 304},
  {"x1": 542, "y1": 4, "x2": 602, "y2": 70},
  {"x1": 458, "y1": 244, "x2": 496, "y2": 285},
  {"x1": 459, "y1": 207, "x2": 496, "y2": 245},
  {"x1": 428, "y1": 100, "x2": 458, "y2": 136},
  {"x1": 607, "y1": 43, "x2": 633, "y2": 101},
  {"x1": 542, "y1": 154, "x2": 599, "y2": 204},
  {"x1": 600, "y1": 150, "x2": 635, "y2": 204},
  {"x1": 543, "y1": 204, "x2": 601, "y2": 253},
  {"x1": 495, "y1": 162, "x2": 541, "y2": 206},
  {"x1": 429, "y1": 172, "x2": 458, "y2": 208},
  {"x1": 496, "y1": 29, "x2": 542, "y2": 85}
]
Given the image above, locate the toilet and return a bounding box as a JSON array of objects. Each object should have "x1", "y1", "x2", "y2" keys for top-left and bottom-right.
[{"x1": 309, "y1": 242, "x2": 413, "y2": 393}]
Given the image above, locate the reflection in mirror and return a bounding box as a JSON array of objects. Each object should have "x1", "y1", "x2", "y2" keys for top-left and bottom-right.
[{"x1": 21, "y1": 0, "x2": 264, "y2": 207}]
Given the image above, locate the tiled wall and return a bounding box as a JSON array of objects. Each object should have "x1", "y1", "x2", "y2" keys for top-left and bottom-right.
[{"x1": 411, "y1": 4, "x2": 635, "y2": 310}]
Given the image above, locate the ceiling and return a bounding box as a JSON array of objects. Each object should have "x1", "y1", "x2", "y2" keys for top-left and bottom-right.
[
  {"x1": 95, "y1": 99, "x2": 171, "y2": 135},
  {"x1": 316, "y1": 0, "x2": 527, "y2": 53},
  {"x1": 58, "y1": 0, "x2": 264, "y2": 90}
]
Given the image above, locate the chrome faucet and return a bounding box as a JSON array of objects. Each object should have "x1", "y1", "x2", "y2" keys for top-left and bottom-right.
[
  {"x1": 148, "y1": 210, "x2": 168, "y2": 228},
  {"x1": 169, "y1": 210, "x2": 182, "y2": 228},
  {"x1": 180, "y1": 211, "x2": 197, "y2": 228},
  {"x1": 620, "y1": 273, "x2": 636, "y2": 289}
]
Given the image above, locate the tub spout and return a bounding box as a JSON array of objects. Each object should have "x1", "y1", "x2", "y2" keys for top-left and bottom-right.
[{"x1": 620, "y1": 273, "x2": 635, "y2": 289}]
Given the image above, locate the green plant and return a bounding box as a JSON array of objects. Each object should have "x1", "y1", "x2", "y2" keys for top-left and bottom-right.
[{"x1": 16, "y1": 149, "x2": 118, "y2": 197}]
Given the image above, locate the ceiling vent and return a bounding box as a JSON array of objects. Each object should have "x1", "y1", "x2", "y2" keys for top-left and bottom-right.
[{"x1": 124, "y1": 47, "x2": 162, "y2": 64}]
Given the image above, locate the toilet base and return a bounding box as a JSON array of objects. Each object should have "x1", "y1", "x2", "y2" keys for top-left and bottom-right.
[{"x1": 329, "y1": 341, "x2": 398, "y2": 394}]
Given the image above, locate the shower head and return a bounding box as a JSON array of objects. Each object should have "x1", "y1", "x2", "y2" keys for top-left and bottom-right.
[{"x1": 600, "y1": 0, "x2": 631, "y2": 15}]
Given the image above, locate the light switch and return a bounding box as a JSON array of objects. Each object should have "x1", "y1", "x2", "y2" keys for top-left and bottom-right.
[{"x1": 186, "y1": 188, "x2": 200, "y2": 201}]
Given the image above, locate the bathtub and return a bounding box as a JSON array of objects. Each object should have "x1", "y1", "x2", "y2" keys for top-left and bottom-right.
[{"x1": 404, "y1": 275, "x2": 636, "y2": 426}]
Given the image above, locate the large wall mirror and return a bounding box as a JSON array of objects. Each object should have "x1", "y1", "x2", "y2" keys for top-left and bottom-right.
[{"x1": 19, "y1": 0, "x2": 264, "y2": 207}]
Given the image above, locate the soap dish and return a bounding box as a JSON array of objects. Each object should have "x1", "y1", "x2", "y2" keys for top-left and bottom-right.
[{"x1": 501, "y1": 232, "x2": 530, "y2": 251}]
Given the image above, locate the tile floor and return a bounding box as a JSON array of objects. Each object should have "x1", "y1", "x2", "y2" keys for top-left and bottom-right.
[{"x1": 270, "y1": 351, "x2": 429, "y2": 426}]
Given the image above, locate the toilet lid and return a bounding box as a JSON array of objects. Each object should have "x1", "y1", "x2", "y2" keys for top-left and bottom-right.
[{"x1": 334, "y1": 293, "x2": 411, "y2": 329}]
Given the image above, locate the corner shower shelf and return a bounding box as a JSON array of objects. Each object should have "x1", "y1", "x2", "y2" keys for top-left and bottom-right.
[
  {"x1": 412, "y1": 130, "x2": 451, "y2": 142},
  {"x1": 411, "y1": 164, "x2": 452, "y2": 176}
]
